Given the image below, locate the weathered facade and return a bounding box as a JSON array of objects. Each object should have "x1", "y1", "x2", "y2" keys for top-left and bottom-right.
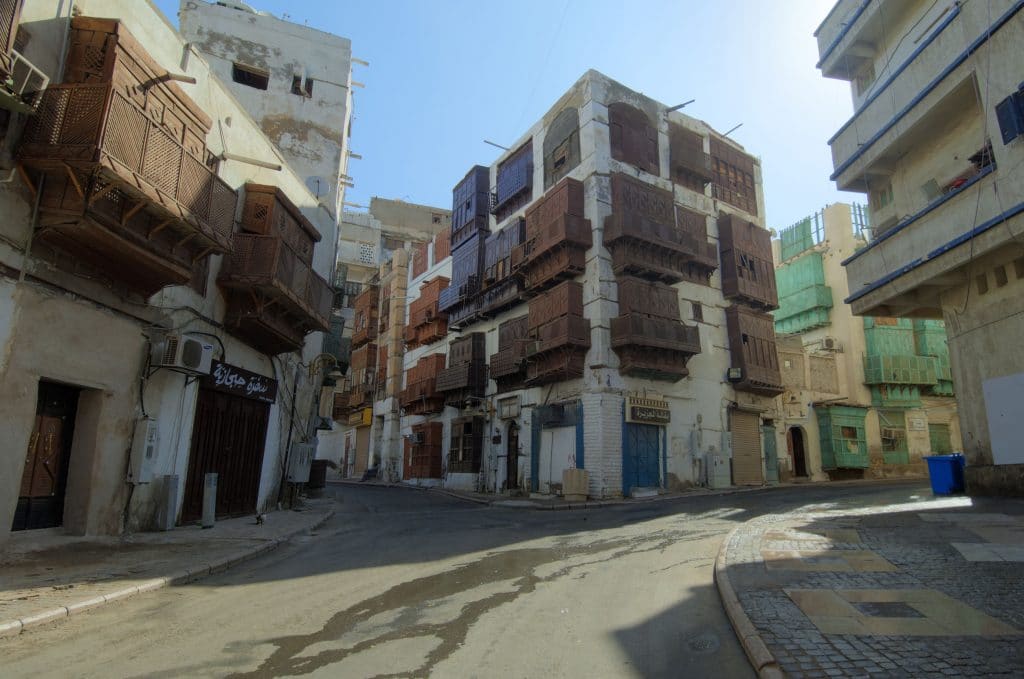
[
  {"x1": 0, "y1": 0, "x2": 344, "y2": 543},
  {"x1": 179, "y1": 0, "x2": 356, "y2": 224},
  {"x1": 362, "y1": 70, "x2": 784, "y2": 498},
  {"x1": 816, "y1": 0, "x2": 1024, "y2": 494},
  {"x1": 320, "y1": 200, "x2": 450, "y2": 478},
  {"x1": 771, "y1": 203, "x2": 962, "y2": 482}
]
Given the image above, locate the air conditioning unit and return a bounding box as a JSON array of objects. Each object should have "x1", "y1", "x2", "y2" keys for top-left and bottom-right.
[
  {"x1": 150, "y1": 332, "x2": 215, "y2": 375},
  {"x1": 822, "y1": 337, "x2": 843, "y2": 352},
  {"x1": 287, "y1": 442, "x2": 317, "y2": 483}
]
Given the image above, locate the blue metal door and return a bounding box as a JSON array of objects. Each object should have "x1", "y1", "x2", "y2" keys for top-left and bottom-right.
[{"x1": 623, "y1": 423, "x2": 660, "y2": 495}]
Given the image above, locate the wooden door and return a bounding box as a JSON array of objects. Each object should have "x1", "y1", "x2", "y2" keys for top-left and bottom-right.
[
  {"x1": 506, "y1": 422, "x2": 519, "y2": 490},
  {"x1": 623, "y1": 423, "x2": 660, "y2": 496},
  {"x1": 12, "y1": 382, "x2": 80, "y2": 531}
]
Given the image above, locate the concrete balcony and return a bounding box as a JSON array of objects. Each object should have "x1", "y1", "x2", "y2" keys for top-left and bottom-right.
[
  {"x1": 828, "y1": 2, "x2": 1022, "y2": 189},
  {"x1": 841, "y1": 167, "x2": 1024, "y2": 317},
  {"x1": 815, "y1": 0, "x2": 878, "y2": 79}
]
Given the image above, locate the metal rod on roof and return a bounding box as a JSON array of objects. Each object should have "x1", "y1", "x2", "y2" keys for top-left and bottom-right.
[
  {"x1": 723, "y1": 123, "x2": 744, "y2": 137},
  {"x1": 484, "y1": 140, "x2": 510, "y2": 151},
  {"x1": 667, "y1": 99, "x2": 695, "y2": 112},
  {"x1": 220, "y1": 152, "x2": 282, "y2": 171}
]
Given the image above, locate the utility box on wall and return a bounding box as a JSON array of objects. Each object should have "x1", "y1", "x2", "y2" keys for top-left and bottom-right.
[{"x1": 128, "y1": 418, "x2": 159, "y2": 484}]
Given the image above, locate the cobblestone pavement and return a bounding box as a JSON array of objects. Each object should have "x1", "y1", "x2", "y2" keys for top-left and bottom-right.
[{"x1": 720, "y1": 494, "x2": 1024, "y2": 677}]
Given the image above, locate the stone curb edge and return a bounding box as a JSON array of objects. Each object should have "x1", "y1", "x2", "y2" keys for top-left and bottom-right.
[
  {"x1": 0, "y1": 509, "x2": 334, "y2": 640},
  {"x1": 327, "y1": 476, "x2": 921, "y2": 511},
  {"x1": 714, "y1": 524, "x2": 783, "y2": 679}
]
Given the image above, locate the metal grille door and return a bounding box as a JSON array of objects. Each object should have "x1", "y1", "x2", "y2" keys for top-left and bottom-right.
[{"x1": 182, "y1": 388, "x2": 270, "y2": 523}]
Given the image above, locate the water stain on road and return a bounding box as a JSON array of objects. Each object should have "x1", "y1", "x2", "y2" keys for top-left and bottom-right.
[{"x1": 227, "y1": 527, "x2": 692, "y2": 678}]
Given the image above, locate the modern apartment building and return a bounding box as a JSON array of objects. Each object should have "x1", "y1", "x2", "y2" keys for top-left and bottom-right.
[
  {"x1": 334, "y1": 70, "x2": 786, "y2": 497},
  {"x1": 0, "y1": 0, "x2": 346, "y2": 542},
  {"x1": 816, "y1": 0, "x2": 1024, "y2": 494},
  {"x1": 771, "y1": 203, "x2": 962, "y2": 481}
]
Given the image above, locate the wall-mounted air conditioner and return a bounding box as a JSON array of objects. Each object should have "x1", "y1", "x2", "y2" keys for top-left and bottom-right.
[
  {"x1": 150, "y1": 332, "x2": 215, "y2": 375},
  {"x1": 822, "y1": 337, "x2": 843, "y2": 352}
]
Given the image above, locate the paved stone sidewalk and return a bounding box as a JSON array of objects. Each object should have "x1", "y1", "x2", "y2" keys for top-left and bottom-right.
[
  {"x1": 0, "y1": 499, "x2": 334, "y2": 638},
  {"x1": 717, "y1": 494, "x2": 1024, "y2": 677}
]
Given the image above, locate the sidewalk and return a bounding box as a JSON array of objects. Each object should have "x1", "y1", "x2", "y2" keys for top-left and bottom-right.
[
  {"x1": 0, "y1": 499, "x2": 334, "y2": 638},
  {"x1": 715, "y1": 494, "x2": 1024, "y2": 678}
]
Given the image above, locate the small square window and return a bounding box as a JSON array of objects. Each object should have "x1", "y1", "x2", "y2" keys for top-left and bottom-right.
[
  {"x1": 976, "y1": 273, "x2": 989, "y2": 295},
  {"x1": 232, "y1": 63, "x2": 269, "y2": 90},
  {"x1": 1013, "y1": 257, "x2": 1024, "y2": 280},
  {"x1": 994, "y1": 265, "x2": 1008, "y2": 288},
  {"x1": 691, "y1": 301, "x2": 703, "y2": 322}
]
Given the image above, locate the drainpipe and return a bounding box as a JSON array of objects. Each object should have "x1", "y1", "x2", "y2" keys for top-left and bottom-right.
[{"x1": 277, "y1": 360, "x2": 301, "y2": 506}]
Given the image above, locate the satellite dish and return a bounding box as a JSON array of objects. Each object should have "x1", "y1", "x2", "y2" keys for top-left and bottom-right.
[{"x1": 306, "y1": 175, "x2": 329, "y2": 198}]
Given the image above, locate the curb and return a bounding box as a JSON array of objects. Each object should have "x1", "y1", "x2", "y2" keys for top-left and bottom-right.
[
  {"x1": 714, "y1": 524, "x2": 783, "y2": 679},
  {"x1": 0, "y1": 509, "x2": 334, "y2": 639},
  {"x1": 328, "y1": 476, "x2": 926, "y2": 512}
]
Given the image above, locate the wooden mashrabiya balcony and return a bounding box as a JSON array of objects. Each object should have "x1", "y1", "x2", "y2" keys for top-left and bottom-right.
[{"x1": 16, "y1": 16, "x2": 236, "y2": 297}]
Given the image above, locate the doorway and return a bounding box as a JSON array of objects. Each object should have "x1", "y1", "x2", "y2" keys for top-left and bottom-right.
[
  {"x1": 623, "y1": 423, "x2": 661, "y2": 496},
  {"x1": 181, "y1": 387, "x2": 270, "y2": 523},
  {"x1": 506, "y1": 421, "x2": 519, "y2": 490},
  {"x1": 788, "y1": 426, "x2": 808, "y2": 477},
  {"x1": 13, "y1": 381, "x2": 81, "y2": 531}
]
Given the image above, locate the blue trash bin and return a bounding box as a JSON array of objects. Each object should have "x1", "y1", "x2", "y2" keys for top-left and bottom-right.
[{"x1": 924, "y1": 453, "x2": 965, "y2": 495}]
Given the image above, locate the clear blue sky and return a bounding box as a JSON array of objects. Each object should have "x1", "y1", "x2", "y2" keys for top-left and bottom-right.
[{"x1": 154, "y1": 0, "x2": 864, "y2": 230}]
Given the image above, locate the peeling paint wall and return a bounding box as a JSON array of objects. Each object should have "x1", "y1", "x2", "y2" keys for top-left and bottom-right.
[{"x1": 179, "y1": 0, "x2": 354, "y2": 222}]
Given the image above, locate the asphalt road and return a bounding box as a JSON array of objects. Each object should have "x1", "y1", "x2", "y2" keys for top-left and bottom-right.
[{"x1": 1, "y1": 480, "x2": 933, "y2": 678}]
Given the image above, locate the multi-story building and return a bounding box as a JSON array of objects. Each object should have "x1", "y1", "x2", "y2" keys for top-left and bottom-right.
[
  {"x1": 816, "y1": 0, "x2": 1024, "y2": 494},
  {"x1": 364, "y1": 70, "x2": 786, "y2": 498},
  {"x1": 771, "y1": 203, "x2": 962, "y2": 481},
  {"x1": 0, "y1": 0, "x2": 346, "y2": 542},
  {"x1": 319, "y1": 199, "x2": 449, "y2": 476}
]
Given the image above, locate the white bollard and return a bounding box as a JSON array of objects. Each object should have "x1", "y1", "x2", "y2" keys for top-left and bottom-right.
[{"x1": 202, "y1": 472, "x2": 217, "y2": 529}]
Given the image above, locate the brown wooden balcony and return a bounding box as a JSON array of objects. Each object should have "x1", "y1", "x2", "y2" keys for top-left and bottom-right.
[
  {"x1": 611, "y1": 314, "x2": 701, "y2": 381},
  {"x1": 18, "y1": 83, "x2": 236, "y2": 296},
  {"x1": 725, "y1": 305, "x2": 783, "y2": 395},
  {"x1": 218, "y1": 233, "x2": 331, "y2": 354}
]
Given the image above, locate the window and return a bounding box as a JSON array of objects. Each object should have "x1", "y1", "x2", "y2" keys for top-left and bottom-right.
[
  {"x1": 232, "y1": 63, "x2": 269, "y2": 90},
  {"x1": 994, "y1": 265, "x2": 1008, "y2": 288},
  {"x1": 976, "y1": 273, "x2": 989, "y2": 295},
  {"x1": 879, "y1": 411, "x2": 909, "y2": 464},
  {"x1": 995, "y1": 89, "x2": 1024, "y2": 144},
  {"x1": 854, "y1": 62, "x2": 876, "y2": 97},
  {"x1": 358, "y1": 242, "x2": 375, "y2": 264},
  {"x1": 431, "y1": 213, "x2": 442, "y2": 225},
  {"x1": 291, "y1": 75, "x2": 314, "y2": 97},
  {"x1": 691, "y1": 301, "x2": 703, "y2": 323},
  {"x1": 869, "y1": 182, "x2": 893, "y2": 210}
]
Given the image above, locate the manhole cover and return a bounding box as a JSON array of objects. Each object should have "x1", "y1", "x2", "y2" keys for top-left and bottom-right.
[{"x1": 686, "y1": 632, "x2": 720, "y2": 654}]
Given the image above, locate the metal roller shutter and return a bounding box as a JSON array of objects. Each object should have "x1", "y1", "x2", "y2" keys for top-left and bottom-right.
[{"x1": 732, "y1": 410, "x2": 764, "y2": 486}]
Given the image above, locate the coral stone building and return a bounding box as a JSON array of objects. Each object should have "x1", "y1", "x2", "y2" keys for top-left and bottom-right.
[
  {"x1": 771, "y1": 203, "x2": 962, "y2": 481},
  {"x1": 336, "y1": 70, "x2": 787, "y2": 497}
]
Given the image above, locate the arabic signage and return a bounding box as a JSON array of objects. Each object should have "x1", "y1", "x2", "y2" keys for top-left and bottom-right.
[
  {"x1": 203, "y1": 360, "x2": 278, "y2": 403},
  {"x1": 626, "y1": 396, "x2": 671, "y2": 425}
]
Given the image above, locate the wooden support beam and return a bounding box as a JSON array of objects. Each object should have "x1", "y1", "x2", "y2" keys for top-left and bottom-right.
[
  {"x1": 62, "y1": 163, "x2": 85, "y2": 199},
  {"x1": 16, "y1": 163, "x2": 36, "y2": 199},
  {"x1": 121, "y1": 201, "x2": 145, "y2": 226},
  {"x1": 87, "y1": 181, "x2": 119, "y2": 206},
  {"x1": 176, "y1": 233, "x2": 196, "y2": 249},
  {"x1": 192, "y1": 246, "x2": 214, "y2": 263},
  {"x1": 148, "y1": 219, "x2": 172, "y2": 239}
]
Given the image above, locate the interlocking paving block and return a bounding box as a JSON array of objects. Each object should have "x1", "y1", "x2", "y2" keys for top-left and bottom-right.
[
  {"x1": 785, "y1": 588, "x2": 1021, "y2": 637},
  {"x1": 762, "y1": 548, "x2": 897, "y2": 572}
]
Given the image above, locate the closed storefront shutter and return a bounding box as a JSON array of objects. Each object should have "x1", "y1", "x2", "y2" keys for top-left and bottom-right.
[{"x1": 732, "y1": 410, "x2": 763, "y2": 486}]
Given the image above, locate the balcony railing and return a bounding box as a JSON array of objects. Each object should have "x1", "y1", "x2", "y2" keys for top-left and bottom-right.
[
  {"x1": 219, "y1": 233, "x2": 332, "y2": 332},
  {"x1": 19, "y1": 83, "x2": 236, "y2": 252}
]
